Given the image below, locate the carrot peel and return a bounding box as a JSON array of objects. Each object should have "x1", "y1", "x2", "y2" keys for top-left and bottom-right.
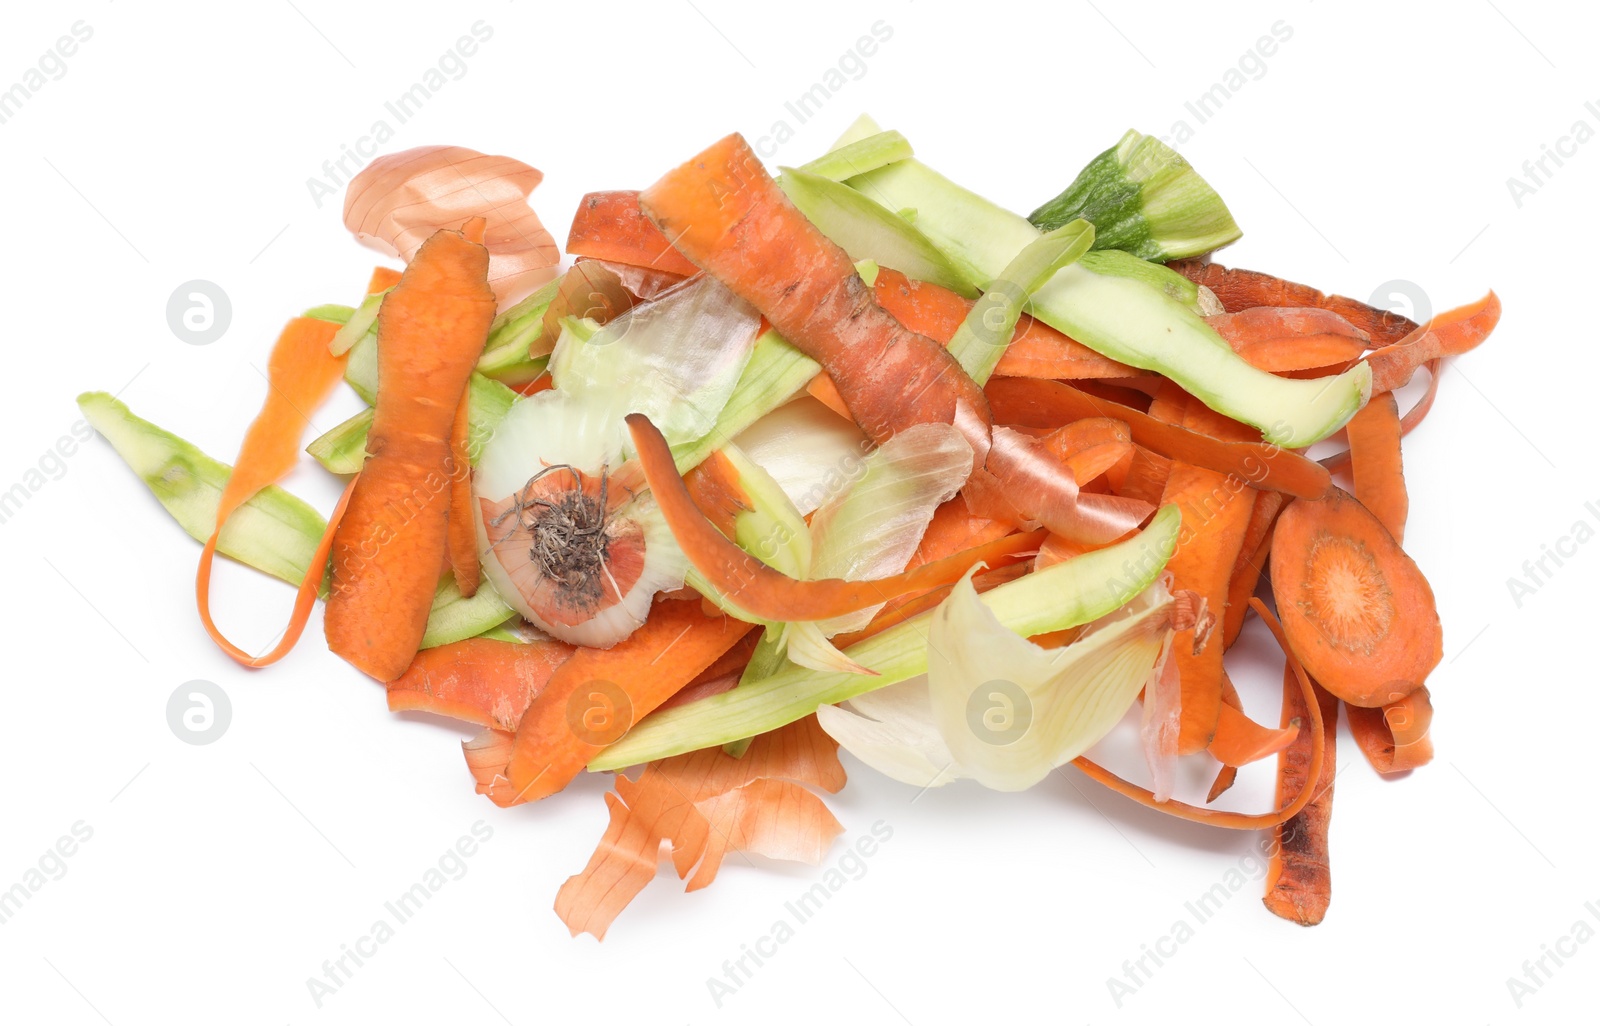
[{"x1": 196, "y1": 316, "x2": 350, "y2": 667}]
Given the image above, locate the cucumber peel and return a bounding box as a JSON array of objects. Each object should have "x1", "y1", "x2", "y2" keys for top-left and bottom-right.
[
  {"x1": 778, "y1": 166, "x2": 979, "y2": 298},
  {"x1": 798, "y1": 129, "x2": 913, "y2": 182},
  {"x1": 78, "y1": 391, "x2": 514, "y2": 645},
  {"x1": 846, "y1": 155, "x2": 1370, "y2": 446},
  {"x1": 950, "y1": 219, "x2": 1095, "y2": 385},
  {"x1": 589, "y1": 504, "x2": 1182, "y2": 770},
  {"x1": 1029, "y1": 129, "x2": 1242, "y2": 262}
]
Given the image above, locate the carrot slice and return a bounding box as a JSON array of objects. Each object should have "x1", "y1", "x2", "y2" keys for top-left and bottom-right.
[
  {"x1": 1071, "y1": 598, "x2": 1326, "y2": 830},
  {"x1": 1365, "y1": 293, "x2": 1501, "y2": 393},
  {"x1": 628, "y1": 412, "x2": 1044, "y2": 622},
  {"x1": 502, "y1": 600, "x2": 757, "y2": 803},
  {"x1": 196, "y1": 316, "x2": 351, "y2": 667},
  {"x1": 554, "y1": 715, "x2": 845, "y2": 939},
  {"x1": 565, "y1": 189, "x2": 703, "y2": 277},
  {"x1": 1270, "y1": 488, "x2": 1441, "y2": 707},
  {"x1": 446, "y1": 393, "x2": 478, "y2": 596},
  {"x1": 1168, "y1": 259, "x2": 1419, "y2": 346},
  {"x1": 985, "y1": 377, "x2": 1331, "y2": 500},
  {"x1": 1264, "y1": 672, "x2": 1340, "y2": 925},
  {"x1": 387, "y1": 635, "x2": 574, "y2": 729},
  {"x1": 325, "y1": 221, "x2": 497, "y2": 681}
]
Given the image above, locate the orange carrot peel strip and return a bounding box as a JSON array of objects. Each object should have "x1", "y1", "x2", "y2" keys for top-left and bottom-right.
[
  {"x1": 195, "y1": 316, "x2": 351, "y2": 667},
  {"x1": 1168, "y1": 260, "x2": 1420, "y2": 347},
  {"x1": 501, "y1": 600, "x2": 758, "y2": 804},
  {"x1": 387, "y1": 635, "x2": 574, "y2": 730},
  {"x1": 1365, "y1": 292, "x2": 1501, "y2": 394},
  {"x1": 1263, "y1": 671, "x2": 1340, "y2": 925},
  {"x1": 325, "y1": 219, "x2": 496, "y2": 681}
]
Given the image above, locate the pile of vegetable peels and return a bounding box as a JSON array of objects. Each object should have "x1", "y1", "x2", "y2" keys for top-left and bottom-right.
[{"x1": 81, "y1": 118, "x2": 1498, "y2": 936}]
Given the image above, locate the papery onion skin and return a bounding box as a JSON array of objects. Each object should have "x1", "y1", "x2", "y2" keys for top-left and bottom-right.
[{"x1": 344, "y1": 145, "x2": 561, "y2": 310}]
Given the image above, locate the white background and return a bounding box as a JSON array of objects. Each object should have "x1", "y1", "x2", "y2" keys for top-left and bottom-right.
[{"x1": 2, "y1": 1, "x2": 1595, "y2": 1023}]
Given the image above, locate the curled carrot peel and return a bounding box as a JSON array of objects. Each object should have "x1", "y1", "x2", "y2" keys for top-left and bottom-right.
[
  {"x1": 1319, "y1": 359, "x2": 1443, "y2": 475},
  {"x1": 1365, "y1": 292, "x2": 1501, "y2": 394},
  {"x1": 1071, "y1": 598, "x2": 1326, "y2": 831},
  {"x1": 1208, "y1": 694, "x2": 1300, "y2": 767},
  {"x1": 198, "y1": 477, "x2": 356, "y2": 667},
  {"x1": 196, "y1": 315, "x2": 350, "y2": 667},
  {"x1": 986, "y1": 377, "x2": 1331, "y2": 500},
  {"x1": 1168, "y1": 259, "x2": 1420, "y2": 347},
  {"x1": 1346, "y1": 689, "x2": 1434, "y2": 774},
  {"x1": 628, "y1": 413, "x2": 1044, "y2": 622}
]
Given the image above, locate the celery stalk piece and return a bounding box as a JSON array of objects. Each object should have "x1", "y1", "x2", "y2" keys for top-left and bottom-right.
[
  {"x1": 845, "y1": 157, "x2": 1371, "y2": 447},
  {"x1": 949, "y1": 220, "x2": 1095, "y2": 385},
  {"x1": 305, "y1": 407, "x2": 373, "y2": 475},
  {"x1": 79, "y1": 391, "x2": 515, "y2": 646},
  {"x1": 589, "y1": 505, "x2": 1181, "y2": 770},
  {"x1": 1029, "y1": 130, "x2": 1242, "y2": 261},
  {"x1": 798, "y1": 130, "x2": 913, "y2": 182},
  {"x1": 778, "y1": 167, "x2": 979, "y2": 298}
]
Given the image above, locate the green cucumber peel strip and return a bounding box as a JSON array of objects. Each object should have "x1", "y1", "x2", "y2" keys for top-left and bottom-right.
[
  {"x1": 78, "y1": 391, "x2": 514, "y2": 646},
  {"x1": 476, "y1": 277, "x2": 561, "y2": 383},
  {"x1": 329, "y1": 288, "x2": 388, "y2": 357},
  {"x1": 798, "y1": 130, "x2": 913, "y2": 182},
  {"x1": 845, "y1": 153, "x2": 1370, "y2": 447},
  {"x1": 778, "y1": 165, "x2": 979, "y2": 298},
  {"x1": 589, "y1": 504, "x2": 1181, "y2": 770},
  {"x1": 1029, "y1": 129, "x2": 1242, "y2": 262},
  {"x1": 950, "y1": 219, "x2": 1095, "y2": 386}
]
